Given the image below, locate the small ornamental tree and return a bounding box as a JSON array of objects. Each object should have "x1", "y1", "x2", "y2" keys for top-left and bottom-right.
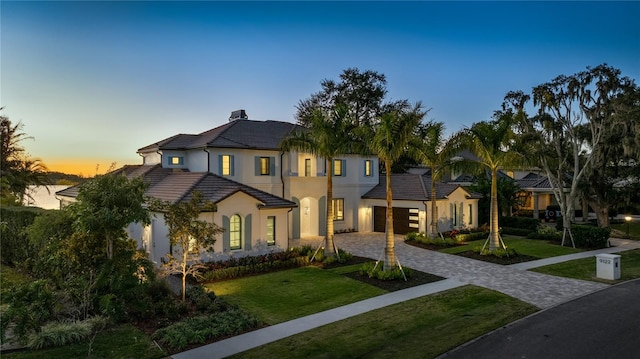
[
  {"x1": 159, "y1": 191, "x2": 223, "y2": 301},
  {"x1": 70, "y1": 173, "x2": 150, "y2": 260}
]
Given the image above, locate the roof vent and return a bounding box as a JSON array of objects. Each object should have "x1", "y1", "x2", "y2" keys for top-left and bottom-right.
[{"x1": 229, "y1": 109, "x2": 248, "y2": 122}]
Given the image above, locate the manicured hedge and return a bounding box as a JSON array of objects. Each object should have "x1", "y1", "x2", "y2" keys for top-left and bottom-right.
[
  {"x1": 571, "y1": 224, "x2": 610, "y2": 249},
  {"x1": 499, "y1": 216, "x2": 540, "y2": 232},
  {"x1": 501, "y1": 227, "x2": 534, "y2": 236},
  {"x1": 0, "y1": 207, "x2": 46, "y2": 266}
]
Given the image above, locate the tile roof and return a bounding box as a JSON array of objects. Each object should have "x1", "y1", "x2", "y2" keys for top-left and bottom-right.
[
  {"x1": 362, "y1": 173, "x2": 482, "y2": 201},
  {"x1": 516, "y1": 172, "x2": 553, "y2": 189},
  {"x1": 56, "y1": 164, "x2": 296, "y2": 209},
  {"x1": 138, "y1": 119, "x2": 303, "y2": 153}
]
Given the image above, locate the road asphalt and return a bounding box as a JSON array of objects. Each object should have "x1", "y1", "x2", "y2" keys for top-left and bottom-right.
[{"x1": 440, "y1": 278, "x2": 640, "y2": 359}]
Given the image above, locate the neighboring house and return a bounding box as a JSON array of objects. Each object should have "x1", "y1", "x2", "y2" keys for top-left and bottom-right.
[
  {"x1": 515, "y1": 172, "x2": 557, "y2": 218},
  {"x1": 57, "y1": 110, "x2": 482, "y2": 263}
]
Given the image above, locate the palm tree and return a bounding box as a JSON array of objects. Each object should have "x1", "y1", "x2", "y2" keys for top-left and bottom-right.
[
  {"x1": 367, "y1": 102, "x2": 426, "y2": 270},
  {"x1": 451, "y1": 115, "x2": 523, "y2": 252},
  {"x1": 11, "y1": 156, "x2": 50, "y2": 204},
  {"x1": 415, "y1": 121, "x2": 453, "y2": 239},
  {"x1": 280, "y1": 105, "x2": 357, "y2": 258}
]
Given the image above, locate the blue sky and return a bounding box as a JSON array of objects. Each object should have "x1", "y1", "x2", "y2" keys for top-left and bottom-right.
[{"x1": 2, "y1": 1, "x2": 639, "y2": 175}]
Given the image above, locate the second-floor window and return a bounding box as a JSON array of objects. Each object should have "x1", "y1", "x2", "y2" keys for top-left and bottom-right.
[
  {"x1": 220, "y1": 155, "x2": 234, "y2": 176},
  {"x1": 260, "y1": 157, "x2": 270, "y2": 175},
  {"x1": 305, "y1": 158, "x2": 311, "y2": 177},
  {"x1": 169, "y1": 156, "x2": 183, "y2": 165},
  {"x1": 364, "y1": 160, "x2": 372, "y2": 177},
  {"x1": 333, "y1": 159, "x2": 345, "y2": 177},
  {"x1": 332, "y1": 198, "x2": 344, "y2": 221},
  {"x1": 255, "y1": 156, "x2": 275, "y2": 176}
]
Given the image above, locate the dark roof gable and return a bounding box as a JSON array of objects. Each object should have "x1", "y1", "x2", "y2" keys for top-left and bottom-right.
[
  {"x1": 138, "y1": 119, "x2": 302, "y2": 153},
  {"x1": 56, "y1": 164, "x2": 296, "y2": 209},
  {"x1": 362, "y1": 173, "x2": 482, "y2": 201}
]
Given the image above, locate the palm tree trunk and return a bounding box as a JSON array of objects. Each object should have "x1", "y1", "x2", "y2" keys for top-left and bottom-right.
[
  {"x1": 490, "y1": 167, "x2": 500, "y2": 251},
  {"x1": 430, "y1": 165, "x2": 438, "y2": 239},
  {"x1": 106, "y1": 234, "x2": 113, "y2": 260},
  {"x1": 384, "y1": 161, "x2": 395, "y2": 271},
  {"x1": 325, "y1": 158, "x2": 336, "y2": 257},
  {"x1": 181, "y1": 252, "x2": 187, "y2": 302}
]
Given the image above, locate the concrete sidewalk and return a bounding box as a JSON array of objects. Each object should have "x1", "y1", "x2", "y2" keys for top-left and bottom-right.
[
  {"x1": 172, "y1": 278, "x2": 464, "y2": 359},
  {"x1": 171, "y1": 234, "x2": 640, "y2": 359}
]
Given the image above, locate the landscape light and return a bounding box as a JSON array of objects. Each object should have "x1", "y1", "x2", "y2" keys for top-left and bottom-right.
[{"x1": 625, "y1": 216, "x2": 632, "y2": 237}]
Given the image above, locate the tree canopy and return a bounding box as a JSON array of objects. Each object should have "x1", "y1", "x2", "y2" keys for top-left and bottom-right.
[
  {"x1": 0, "y1": 110, "x2": 50, "y2": 205},
  {"x1": 70, "y1": 173, "x2": 150, "y2": 259}
]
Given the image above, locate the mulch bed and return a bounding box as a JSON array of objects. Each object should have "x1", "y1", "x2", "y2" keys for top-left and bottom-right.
[
  {"x1": 405, "y1": 239, "x2": 541, "y2": 265},
  {"x1": 312, "y1": 255, "x2": 445, "y2": 291},
  {"x1": 343, "y1": 269, "x2": 445, "y2": 292}
]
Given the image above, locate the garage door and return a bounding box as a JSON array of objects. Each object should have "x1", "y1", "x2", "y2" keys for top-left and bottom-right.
[{"x1": 373, "y1": 206, "x2": 419, "y2": 235}]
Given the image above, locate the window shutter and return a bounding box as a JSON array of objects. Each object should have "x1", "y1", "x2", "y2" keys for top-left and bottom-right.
[
  {"x1": 245, "y1": 214, "x2": 252, "y2": 250},
  {"x1": 230, "y1": 155, "x2": 235, "y2": 176},
  {"x1": 218, "y1": 155, "x2": 223, "y2": 175},
  {"x1": 255, "y1": 156, "x2": 261, "y2": 176},
  {"x1": 270, "y1": 157, "x2": 276, "y2": 176},
  {"x1": 341, "y1": 159, "x2": 347, "y2": 177},
  {"x1": 222, "y1": 215, "x2": 230, "y2": 252}
]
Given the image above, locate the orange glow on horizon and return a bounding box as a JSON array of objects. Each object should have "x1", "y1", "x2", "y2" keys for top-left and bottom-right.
[{"x1": 46, "y1": 159, "x2": 139, "y2": 176}]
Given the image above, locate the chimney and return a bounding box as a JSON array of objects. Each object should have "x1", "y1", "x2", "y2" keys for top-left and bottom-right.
[{"x1": 229, "y1": 109, "x2": 248, "y2": 122}]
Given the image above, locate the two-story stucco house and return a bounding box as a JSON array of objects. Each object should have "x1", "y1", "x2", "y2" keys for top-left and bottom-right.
[{"x1": 57, "y1": 110, "x2": 481, "y2": 264}]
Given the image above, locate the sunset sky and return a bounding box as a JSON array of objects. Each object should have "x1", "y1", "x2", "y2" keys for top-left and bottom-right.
[{"x1": 2, "y1": 1, "x2": 639, "y2": 176}]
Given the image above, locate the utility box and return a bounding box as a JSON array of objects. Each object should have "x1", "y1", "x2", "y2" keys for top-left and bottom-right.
[{"x1": 596, "y1": 254, "x2": 621, "y2": 280}]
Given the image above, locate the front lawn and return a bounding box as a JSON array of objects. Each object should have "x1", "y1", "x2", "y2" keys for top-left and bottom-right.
[
  {"x1": 206, "y1": 265, "x2": 387, "y2": 324},
  {"x1": 438, "y1": 237, "x2": 583, "y2": 258},
  {"x1": 531, "y1": 249, "x2": 640, "y2": 283},
  {"x1": 229, "y1": 285, "x2": 538, "y2": 359},
  {"x1": 4, "y1": 324, "x2": 165, "y2": 359}
]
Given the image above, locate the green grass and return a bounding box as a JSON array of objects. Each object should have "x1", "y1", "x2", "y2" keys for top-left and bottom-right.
[
  {"x1": 0, "y1": 265, "x2": 33, "y2": 303},
  {"x1": 612, "y1": 221, "x2": 640, "y2": 240},
  {"x1": 229, "y1": 285, "x2": 538, "y2": 359},
  {"x1": 4, "y1": 324, "x2": 166, "y2": 359},
  {"x1": 531, "y1": 249, "x2": 640, "y2": 283},
  {"x1": 439, "y1": 237, "x2": 582, "y2": 258},
  {"x1": 206, "y1": 265, "x2": 386, "y2": 324}
]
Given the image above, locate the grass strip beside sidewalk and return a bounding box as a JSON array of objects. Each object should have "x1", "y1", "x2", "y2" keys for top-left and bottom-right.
[{"x1": 229, "y1": 285, "x2": 537, "y2": 359}]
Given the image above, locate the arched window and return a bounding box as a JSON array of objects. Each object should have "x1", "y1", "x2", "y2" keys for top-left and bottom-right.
[{"x1": 230, "y1": 214, "x2": 242, "y2": 250}]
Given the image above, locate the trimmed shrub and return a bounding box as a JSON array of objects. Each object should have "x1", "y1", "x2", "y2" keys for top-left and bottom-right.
[
  {"x1": 527, "y1": 226, "x2": 562, "y2": 241},
  {"x1": 501, "y1": 227, "x2": 533, "y2": 236},
  {"x1": 322, "y1": 248, "x2": 353, "y2": 265},
  {"x1": 152, "y1": 308, "x2": 259, "y2": 351},
  {"x1": 571, "y1": 225, "x2": 610, "y2": 249},
  {"x1": 358, "y1": 261, "x2": 412, "y2": 281},
  {"x1": 200, "y1": 256, "x2": 310, "y2": 282},
  {"x1": 473, "y1": 246, "x2": 518, "y2": 258}
]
